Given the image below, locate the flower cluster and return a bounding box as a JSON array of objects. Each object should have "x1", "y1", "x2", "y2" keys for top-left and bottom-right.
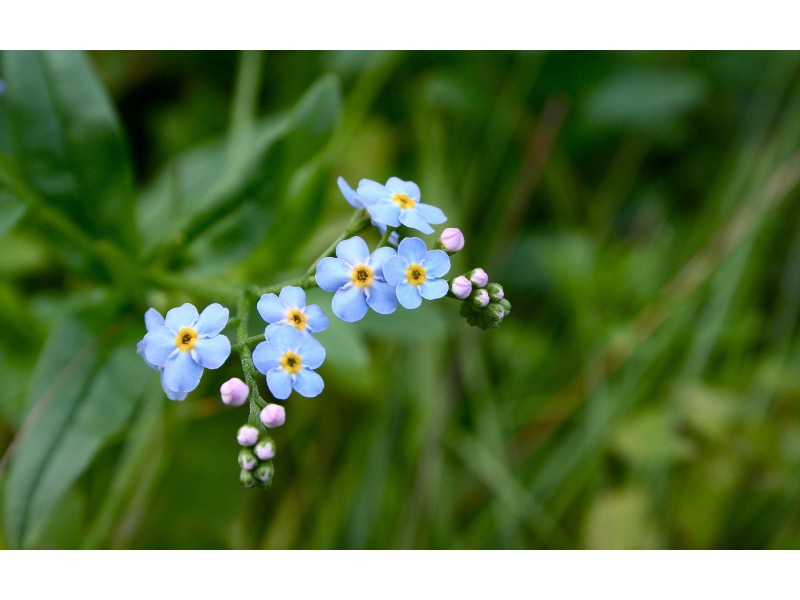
[{"x1": 137, "y1": 175, "x2": 509, "y2": 489}]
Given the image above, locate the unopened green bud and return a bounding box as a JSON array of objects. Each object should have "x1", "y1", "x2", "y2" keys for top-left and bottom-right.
[
  {"x1": 238, "y1": 448, "x2": 257, "y2": 471},
  {"x1": 240, "y1": 469, "x2": 256, "y2": 488},
  {"x1": 255, "y1": 461, "x2": 275, "y2": 483},
  {"x1": 470, "y1": 288, "x2": 490, "y2": 308},
  {"x1": 485, "y1": 282, "x2": 504, "y2": 301},
  {"x1": 485, "y1": 302, "x2": 505, "y2": 322},
  {"x1": 498, "y1": 298, "x2": 511, "y2": 314}
]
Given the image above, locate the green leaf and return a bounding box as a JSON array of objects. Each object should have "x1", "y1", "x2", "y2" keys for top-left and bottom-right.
[
  {"x1": 2, "y1": 51, "x2": 137, "y2": 250},
  {"x1": 3, "y1": 318, "x2": 145, "y2": 548},
  {"x1": 0, "y1": 184, "x2": 25, "y2": 237}
]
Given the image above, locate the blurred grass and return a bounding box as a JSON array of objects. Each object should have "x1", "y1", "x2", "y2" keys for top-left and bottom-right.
[{"x1": 2, "y1": 50, "x2": 800, "y2": 548}]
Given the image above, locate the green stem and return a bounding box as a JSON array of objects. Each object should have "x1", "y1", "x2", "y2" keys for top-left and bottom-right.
[
  {"x1": 377, "y1": 226, "x2": 397, "y2": 248},
  {"x1": 236, "y1": 294, "x2": 267, "y2": 424}
]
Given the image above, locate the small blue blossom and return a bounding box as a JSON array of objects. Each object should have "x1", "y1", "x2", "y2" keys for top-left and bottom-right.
[
  {"x1": 383, "y1": 237, "x2": 451, "y2": 309},
  {"x1": 338, "y1": 176, "x2": 399, "y2": 245},
  {"x1": 252, "y1": 326, "x2": 325, "y2": 399},
  {"x1": 137, "y1": 308, "x2": 187, "y2": 401},
  {"x1": 257, "y1": 286, "x2": 329, "y2": 339},
  {"x1": 141, "y1": 303, "x2": 231, "y2": 394},
  {"x1": 356, "y1": 177, "x2": 447, "y2": 235},
  {"x1": 315, "y1": 236, "x2": 398, "y2": 322}
]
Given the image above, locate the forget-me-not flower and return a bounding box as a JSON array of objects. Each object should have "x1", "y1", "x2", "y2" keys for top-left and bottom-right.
[
  {"x1": 258, "y1": 286, "x2": 329, "y2": 339},
  {"x1": 253, "y1": 326, "x2": 325, "y2": 399},
  {"x1": 137, "y1": 308, "x2": 187, "y2": 401},
  {"x1": 142, "y1": 303, "x2": 231, "y2": 394},
  {"x1": 356, "y1": 177, "x2": 446, "y2": 235},
  {"x1": 315, "y1": 236, "x2": 398, "y2": 322},
  {"x1": 383, "y1": 237, "x2": 451, "y2": 309},
  {"x1": 338, "y1": 176, "x2": 399, "y2": 245}
]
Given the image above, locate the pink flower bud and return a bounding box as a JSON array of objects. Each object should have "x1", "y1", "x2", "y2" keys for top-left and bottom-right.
[
  {"x1": 220, "y1": 377, "x2": 249, "y2": 406},
  {"x1": 260, "y1": 403, "x2": 286, "y2": 428},
  {"x1": 439, "y1": 228, "x2": 465, "y2": 253},
  {"x1": 255, "y1": 439, "x2": 276, "y2": 460},
  {"x1": 471, "y1": 289, "x2": 490, "y2": 308},
  {"x1": 237, "y1": 424, "x2": 259, "y2": 446},
  {"x1": 451, "y1": 276, "x2": 472, "y2": 299},
  {"x1": 469, "y1": 268, "x2": 489, "y2": 288}
]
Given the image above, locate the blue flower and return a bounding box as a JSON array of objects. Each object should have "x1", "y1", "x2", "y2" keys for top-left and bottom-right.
[
  {"x1": 137, "y1": 308, "x2": 187, "y2": 401},
  {"x1": 356, "y1": 177, "x2": 446, "y2": 235},
  {"x1": 338, "y1": 176, "x2": 399, "y2": 245},
  {"x1": 382, "y1": 237, "x2": 451, "y2": 309},
  {"x1": 257, "y1": 286, "x2": 329, "y2": 339},
  {"x1": 141, "y1": 303, "x2": 231, "y2": 394},
  {"x1": 315, "y1": 236, "x2": 398, "y2": 322},
  {"x1": 252, "y1": 326, "x2": 325, "y2": 399}
]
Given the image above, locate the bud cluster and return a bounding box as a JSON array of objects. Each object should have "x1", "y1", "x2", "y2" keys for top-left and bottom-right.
[
  {"x1": 451, "y1": 268, "x2": 511, "y2": 330},
  {"x1": 236, "y1": 424, "x2": 277, "y2": 488}
]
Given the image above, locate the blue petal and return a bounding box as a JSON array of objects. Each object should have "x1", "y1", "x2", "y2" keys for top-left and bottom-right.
[
  {"x1": 163, "y1": 351, "x2": 203, "y2": 393},
  {"x1": 368, "y1": 246, "x2": 397, "y2": 276},
  {"x1": 357, "y1": 178, "x2": 390, "y2": 203},
  {"x1": 137, "y1": 339, "x2": 159, "y2": 370},
  {"x1": 335, "y1": 236, "x2": 370, "y2": 266},
  {"x1": 366, "y1": 200, "x2": 401, "y2": 227},
  {"x1": 279, "y1": 286, "x2": 306, "y2": 309},
  {"x1": 422, "y1": 249, "x2": 451, "y2": 279},
  {"x1": 293, "y1": 369, "x2": 324, "y2": 398},
  {"x1": 195, "y1": 303, "x2": 228, "y2": 337},
  {"x1": 298, "y1": 336, "x2": 326, "y2": 369},
  {"x1": 332, "y1": 285, "x2": 368, "y2": 322},
  {"x1": 144, "y1": 308, "x2": 164, "y2": 332},
  {"x1": 191, "y1": 334, "x2": 231, "y2": 369},
  {"x1": 267, "y1": 368, "x2": 292, "y2": 400},
  {"x1": 257, "y1": 293, "x2": 284, "y2": 323},
  {"x1": 386, "y1": 177, "x2": 421, "y2": 200},
  {"x1": 416, "y1": 202, "x2": 447, "y2": 224},
  {"x1": 164, "y1": 303, "x2": 199, "y2": 331},
  {"x1": 381, "y1": 255, "x2": 407, "y2": 286},
  {"x1": 252, "y1": 340, "x2": 282, "y2": 374},
  {"x1": 268, "y1": 325, "x2": 303, "y2": 351},
  {"x1": 303, "y1": 304, "x2": 329, "y2": 332},
  {"x1": 398, "y1": 237, "x2": 427, "y2": 264},
  {"x1": 160, "y1": 371, "x2": 187, "y2": 401},
  {"x1": 366, "y1": 280, "x2": 399, "y2": 314},
  {"x1": 338, "y1": 176, "x2": 363, "y2": 209},
  {"x1": 419, "y1": 278, "x2": 449, "y2": 300},
  {"x1": 399, "y1": 209, "x2": 434, "y2": 234},
  {"x1": 396, "y1": 282, "x2": 423, "y2": 309},
  {"x1": 143, "y1": 327, "x2": 177, "y2": 367},
  {"x1": 315, "y1": 257, "x2": 351, "y2": 292},
  {"x1": 264, "y1": 322, "x2": 284, "y2": 339}
]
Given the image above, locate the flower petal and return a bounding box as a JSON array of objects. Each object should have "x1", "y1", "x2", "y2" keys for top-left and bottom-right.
[
  {"x1": 357, "y1": 178, "x2": 390, "y2": 203},
  {"x1": 381, "y1": 255, "x2": 407, "y2": 286},
  {"x1": 160, "y1": 371, "x2": 187, "y2": 401},
  {"x1": 144, "y1": 308, "x2": 164, "y2": 332},
  {"x1": 386, "y1": 177, "x2": 421, "y2": 201},
  {"x1": 191, "y1": 334, "x2": 231, "y2": 369},
  {"x1": 338, "y1": 176, "x2": 363, "y2": 209},
  {"x1": 368, "y1": 246, "x2": 397, "y2": 276},
  {"x1": 303, "y1": 304, "x2": 329, "y2": 332},
  {"x1": 422, "y1": 249, "x2": 451, "y2": 279},
  {"x1": 415, "y1": 202, "x2": 447, "y2": 225},
  {"x1": 143, "y1": 326, "x2": 177, "y2": 367},
  {"x1": 315, "y1": 257, "x2": 351, "y2": 292},
  {"x1": 419, "y1": 278, "x2": 449, "y2": 300},
  {"x1": 195, "y1": 303, "x2": 229, "y2": 337},
  {"x1": 399, "y1": 209, "x2": 434, "y2": 234},
  {"x1": 164, "y1": 303, "x2": 199, "y2": 331},
  {"x1": 298, "y1": 336, "x2": 326, "y2": 369},
  {"x1": 293, "y1": 369, "x2": 324, "y2": 398},
  {"x1": 335, "y1": 236, "x2": 370, "y2": 266},
  {"x1": 267, "y1": 368, "x2": 292, "y2": 400},
  {"x1": 163, "y1": 351, "x2": 203, "y2": 393},
  {"x1": 366, "y1": 200, "x2": 401, "y2": 227},
  {"x1": 257, "y1": 293, "x2": 285, "y2": 323},
  {"x1": 332, "y1": 285, "x2": 368, "y2": 322},
  {"x1": 396, "y1": 282, "x2": 423, "y2": 309},
  {"x1": 366, "y1": 280, "x2": 399, "y2": 314},
  {"x1": 137, "y1": 339, "x2": 159, "y2": 371},
  {"x1": 398, "y1": 237, "x2": 428, "y2": 264},
  {"x1": 269, "y1": 325, "x2": 303, "y2": 350},
  {"x1": 252, "y1": 340, "x2": 282, "y2": 374},
  {"x1": 279, "y1": 286, "x2": 306, "y2": 309}
]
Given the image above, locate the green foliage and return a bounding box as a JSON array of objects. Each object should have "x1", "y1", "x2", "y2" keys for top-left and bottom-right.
[{"x1": 3, "y1": 50, "x2": 800, "y2": 549}]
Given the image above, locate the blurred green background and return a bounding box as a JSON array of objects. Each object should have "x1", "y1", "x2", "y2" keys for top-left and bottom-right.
[{"x1": 2, "y1": 50, "x2": 800, "y2": 549}]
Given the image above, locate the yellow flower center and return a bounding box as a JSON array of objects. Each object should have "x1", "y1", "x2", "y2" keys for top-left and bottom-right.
[
  {"x1": 287, "y1": 308, "x2": 307, "y2": 330},
  {"x1": 351, "y1": 264, "x2": 374, "y2": 288},
  {"x1": 280, "y1": 351, "x2": 302, "y2": 374},
  {"x1": 405, "y1": 263, "x2": 427, "y2": 287},
  {"x1": 392, "y1": 193, "x2": 416, "y2": 209},
  {"x1": 174, "y1": 327, "x2": 198, "y2": 352}
]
